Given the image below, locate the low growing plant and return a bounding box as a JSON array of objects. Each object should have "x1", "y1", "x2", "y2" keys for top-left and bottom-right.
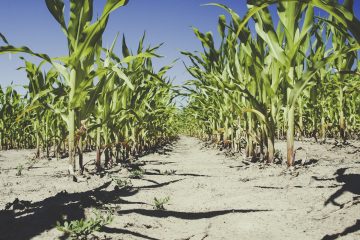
[
  {"x1": 153, "y1": 196, "x2": 170, "y2": 210},
  {"x1": 163, "y1": 169, "x2": 177, "y2": 175},
  {"x1": 16, "y1": 164, "x2": 24, "y2": 176},
  {"x1": 274, "y1": 149, "x2": 283, "y2": 164},
  {"x1": 129, "y1": 169, "x2": 144, "y2": 179},
  {"x1": 56, "y1": 211, "x2": 113, "y2": 240},
  {"x1": 112, "y1": 177, "x2": 133, "y2": 189}
]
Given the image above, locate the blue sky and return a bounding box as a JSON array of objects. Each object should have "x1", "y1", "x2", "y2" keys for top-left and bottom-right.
[{"x1": 0, "y1": 0, "x2": 359, "y2": 92}]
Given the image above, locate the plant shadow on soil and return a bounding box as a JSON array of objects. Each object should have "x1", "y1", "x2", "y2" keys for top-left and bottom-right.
[
  {"x1": 0, "y1": 179, "x2": 173, "y2": 240},
  {"x1": 312, "y1": 167, "x2": 360, "y2": 208},
  {"x1": 116, "y1": 208, "x2": 271, "y2": 220},
  {"x1": 312, "y1": 167, "x2": 360, "y2": 240},
  {"x1": 144, "y1": 169, "x2": 211, "y2": 178},
  {"x1": 151, "y1": 144, "x2": 175, "y2": 156},
  {"x1": 0, "y1": 174, "x2": 271, "y2": 240},
  {"x1": 321, "y1": 219, "x2": 360, "y2": 240}
]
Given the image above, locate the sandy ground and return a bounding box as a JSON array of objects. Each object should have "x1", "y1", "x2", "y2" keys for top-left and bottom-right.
[{"x1": 0, "y1": 136, "x2": 359, "y2": 240}]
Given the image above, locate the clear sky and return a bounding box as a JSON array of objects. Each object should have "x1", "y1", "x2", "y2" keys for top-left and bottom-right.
[{"x1": 0, "y1": 0, "x2": 359, "y2": 92}]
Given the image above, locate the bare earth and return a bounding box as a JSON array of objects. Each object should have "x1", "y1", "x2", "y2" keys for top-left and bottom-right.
[{"x1": 0, "y1": 136, "x2": 359, "y2": 240}]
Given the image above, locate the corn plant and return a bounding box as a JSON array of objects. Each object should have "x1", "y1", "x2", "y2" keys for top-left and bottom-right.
[
  {"x1": 233, "y1": 0, "x2": 360, "y2": 165},
  {"x1": 0, "y1": 1, "x2": 180, "y2": 180},
  {"x1": 181, "y1": 0, "x2": 359, "y2": 166},
  {"x1": 0, "y1": 0, "x2": 131, "y2": 176},
  {"x1": 0, "y1": 87, "x2": 30, "y2": 150}
]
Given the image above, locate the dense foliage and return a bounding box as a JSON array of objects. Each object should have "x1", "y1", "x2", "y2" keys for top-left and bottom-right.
[
  {"x1": 180, "y1": 0, "x2": 360, "y2": 165},
  {"x1": 0, "y1": 0, "x2": 179, "y2": 177},
  {"x1": 0, "y1": 0, "x2": 359, "y2": 175}
]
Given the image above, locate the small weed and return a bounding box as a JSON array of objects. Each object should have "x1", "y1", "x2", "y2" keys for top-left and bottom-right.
[
  {"x1": 26, "y1": 157, "x2": 38, "y2": 170},
  {"x1": 56, "y1": 210, "x2": 113, "y2": 240},
  {"x1": 274, "y1": 149, "x2": 283, "y2": 163},
  {"x1": 163, "y1": 169, "x2": 176, "y2": 175},
  {"x1": 129, "y1": 169, "x2": 144, "y2": 179},
  {"x1": 112, "y1": 177, "x2": 133, "y2": 189},
  {"x1": 16, "y1": 164, "x2": 24, "y2": 176},
  {"x1": 153, "y1": 196, "x2": 170, "y2": 210}
]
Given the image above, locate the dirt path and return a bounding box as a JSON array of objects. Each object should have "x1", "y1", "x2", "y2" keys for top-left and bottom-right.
[{"x1": 0, "y1": 136, "x2": 359, "y2": 239}]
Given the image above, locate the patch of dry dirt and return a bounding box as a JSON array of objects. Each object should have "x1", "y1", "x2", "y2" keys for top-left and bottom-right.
[{"x1": 0, "y1": 136, "x2": 359, "y2": 240}]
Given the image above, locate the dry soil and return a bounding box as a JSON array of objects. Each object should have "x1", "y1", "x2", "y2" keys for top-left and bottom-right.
[{"x1": 0, "y1": 136, "x2": 359, "y2": 240}]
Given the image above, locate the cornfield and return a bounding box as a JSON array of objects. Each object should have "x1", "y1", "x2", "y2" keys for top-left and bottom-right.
[
  {"x1": 0, "y1": 0, "x2": 359, "y2": 239},
  {"x1": 1, "y1": 0, "x2": 180, "y2": 178},
  {"x1": 180, "y1": 0, "x2": 360, "y2": 166}
]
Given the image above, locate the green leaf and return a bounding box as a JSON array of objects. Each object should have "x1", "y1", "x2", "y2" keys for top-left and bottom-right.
[
  {"x1": 111, "y1": 66, "x2": 134, "y2": 90},
  {"x1": 69, "y1": 0, "x2": 129, "y2": 65},
  {"x1": 0, "y1": 45, "x2": 52, "y2": 63},
  {"x1": 44, "y1": 0, "x2": 68, "y2": 36},
  {"x1": 122, "y1": 34, "x2": 130, "y2": 58},
  {"x1": 0, "y1": 33, "x2": 9, "y2": 45}
]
